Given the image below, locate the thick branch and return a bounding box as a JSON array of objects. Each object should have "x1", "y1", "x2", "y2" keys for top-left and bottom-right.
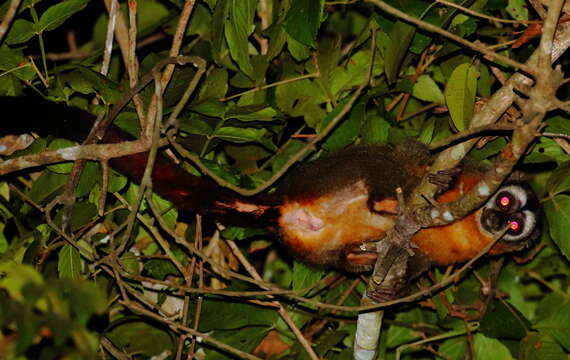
[{"x1": 0, "y1": 139, "x2": 166, "y2": 176}]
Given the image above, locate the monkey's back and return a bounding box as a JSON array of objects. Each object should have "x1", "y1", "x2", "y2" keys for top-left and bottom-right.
[{"x1": 278, "y1": 141, "x2": 433, "y2": 204}]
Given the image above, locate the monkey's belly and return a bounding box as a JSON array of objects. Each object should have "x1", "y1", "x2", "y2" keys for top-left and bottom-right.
[
  {"x1": 278, "y1": 181, "x2": 395, "y2": 267},
  {"x1": 277, "y1": 178, "x2": 517, "y2": 269}
]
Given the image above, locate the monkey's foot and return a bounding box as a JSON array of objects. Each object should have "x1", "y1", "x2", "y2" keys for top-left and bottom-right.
[
  {"x1": 365, "y1": 284, "x2": 408, "y2": 302},
  {"x1": 343, "y1": 242, "x2": 379, "y2": 273}
]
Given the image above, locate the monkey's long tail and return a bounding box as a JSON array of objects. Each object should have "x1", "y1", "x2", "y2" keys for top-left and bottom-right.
[{"x1": 1, "y1": 96, "x2": 278, "y2": 226}]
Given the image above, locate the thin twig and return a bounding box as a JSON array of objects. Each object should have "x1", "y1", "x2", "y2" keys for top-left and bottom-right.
[
  {"x1": 123, "y1": 301, "x2": 264, "y2": 360},
  {"x1": 226, "y1": 240, "x2": 319, "y2": 360},
  {"x1": 219, "y1": 73, "x2": 319, "y2": 102},
  {"x1": 366, "y1": 0, "x2": 534, "y2": 75},
  {"x1": 435, "y1": 0, "x2": 541, "y2": 24}
]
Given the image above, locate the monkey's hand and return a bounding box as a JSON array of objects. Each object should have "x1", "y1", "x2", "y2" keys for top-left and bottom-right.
[{"x1": 427, "y1": 166, "x2": 463, "y2": 196}]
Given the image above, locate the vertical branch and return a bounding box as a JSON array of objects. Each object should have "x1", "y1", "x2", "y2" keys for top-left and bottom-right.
[
  {"x1": 257, "y1": 0, "x2": 269, "y2": 55},
  {"x1": 0, "y1": 0, "x2": 21, "y2": 41},
  {"x1": 536, "y1": 0, "x2": 564, "y2": 70},
  {"x1": 184, "y1": 215, "x2": 204, "y2": 359},
  {"x1": 102, "y1": 0, "x2": 131, "y2": 64},
  {"x1": 116, "y1": 70, "x2": 163, "y2": 254},
  {"x1": 100, "y1": 0, "x2": 118, "y2": 76},
  {"x1": 161, "y1": 0, "x2": 196, "y2": 88},
  {"x1": 126, "y1": 0, "x2": 147, "y2": 129}
]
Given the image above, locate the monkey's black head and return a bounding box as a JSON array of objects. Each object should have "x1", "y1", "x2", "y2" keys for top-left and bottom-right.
[{"x1": 480, "y1": 182, "x2": 541, "y2": 246}]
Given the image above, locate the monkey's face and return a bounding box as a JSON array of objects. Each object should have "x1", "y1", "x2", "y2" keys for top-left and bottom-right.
[
  {"x1": 480, "y1": 182, "x2": 540, "y2": 246},
  {"x1": 413, "y1": 179, "x2": 540, "y2": 265}
]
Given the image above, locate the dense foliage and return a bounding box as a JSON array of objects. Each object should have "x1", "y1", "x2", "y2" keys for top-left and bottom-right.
[{"x1": 0, "y1": 0, "x2": 569, "y2": 359}]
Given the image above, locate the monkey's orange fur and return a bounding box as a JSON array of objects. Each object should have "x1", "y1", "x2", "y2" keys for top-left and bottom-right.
[
  {"x1": 412, "y1": 174, "x2": 508, "y2": 264},
  {"x1": 279, "y1": 172, "x2": 513, "y2": 270}
]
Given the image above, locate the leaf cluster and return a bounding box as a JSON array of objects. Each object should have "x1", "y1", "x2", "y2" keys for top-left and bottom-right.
[{"x1": 0, "y1": 0, "x2": 569, "y2": 359}]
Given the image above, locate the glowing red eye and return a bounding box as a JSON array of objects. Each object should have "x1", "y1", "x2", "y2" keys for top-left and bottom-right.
[
  {"x1": 495, "y1": 191, "x2": 516, "y2": 211},
  {"x1": 509, "y1": 220, "x2": 520, "y2": 231},
  {"x1": 499, "y1": 196, "x2": 510, "y2": 207}
]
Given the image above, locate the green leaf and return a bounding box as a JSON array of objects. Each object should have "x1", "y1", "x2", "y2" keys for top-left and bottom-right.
[
  {"x1": 28, "y1": 170, "x2": 67, "y2": 204},
  {"x1": 144, "y1": 259, "x2": 182, "y2": 280},
  {"x1": 211, "y1": 0, "x2": 232, "y2": 68},
  {"x1": 192, "y1": 100, "x2": 228, "y2": 117},
  {"x1": 322, "y1": 97, "x2": 365, "y2": 150},
  {"x1": 37, "y1": 0, "x2": 89, "y2": 33},
  {"x1": 384, "y1": 21, "x2": 415, "y2": 84},
  {"x1": 186, "y1": 3, "x2": 213, "y2": 38},
  {"x1": 231, "y1": 56, "x2": 269, "y2": 88},
  {"x1": 546, "y1": 161, "x2": 570, "y2": 196},
  {"x1": 506, "y1": 0, "x2": 529, "y2": 21},
  {"x1": 0, "y1": 263, "x2": 45, "y2": 304},
  {"x1": 274, "y1": 73, "x2": 324, "y2": 116},
  {"x1": 224, "y1": 0, "x2": 256, "y2": 77},
  {"x1": 472, "y1": 334, "x2": 513, "y2": 359},
  {"x1": 5, "y1": 19, "x2": 35, "y2": 45},
  {"x1": 75, "y1": 161, "x2": 100, "y2": 198},
  {"x1": 206, "y1": 327, "x2": 268, "y2": 360},
  {"x1": 439, "y1": 337, "x2": 467, "y2": 359},
  {"x1": 213, "y1": 126, "x2": 277, "y2": 151},
  {"x1": 544, "y1": 195, "x2": 570, "y2": 261},
  {"x1": 546, "y1": 115, "x2": 570, "y2": 135},
  {"x1": 136, "y1": 0, "x2": 171, "y2": 34},
  {"x1": 386, "y1": 308, "x2": 433, "y2": 348},
  {"x1": 47, "y1": 138, "x2": 76, "y2": 174},
  {"x1": 198, "y1": 68, "x2": 228, "y2": 101},
  {"x1": 480, "y1": 300, "x2": 528, "y2": 339},
  {"x1": 63, "y1": 71, "x2": 95, "y2": 95},
  {"x1": 105, "y1": 320, "x2": 174, "y2": 357},
  {"x1": 60, "y1": 279, "x2": 107, "y2": 321},
  {"x1": 287, "y1": 35, "x2": 311, "y2": 61},
  {"x1": 70, "y1": 66, "x2": 121, "y2": 103},
  {"x1": 58, "y1": 244, "x2": 82, "y2": 280},
  {"x1": 226, "y1": 104, "x2": 278, "y2": 122},
  {"x1": 108, "y1": 170, "x2": 128, "y2": 193},
  {"x1": 72, "y1": 202, "x2": 97, "y2": 232},
  {"x1": 536, "y1": 302, "x2": 570, "y2": 351},
  {"x1": 0, "y1": 223, "x2": 7, "y2": 254},
  {"x1": 519, "y1": 332, "x2": 567, "y2": 360},
  {"x1": 284, "y1": 0, "x2": 324, "y2": 47},
  {"x1": 361, "y1": 114, "x2": 390, "y2": 144},
  {"x1": 181, "y1": 116, "x2": 215, "y2": 136},
  {"x1": 203, "y1": 0, "x2": 216, "y2": 11},
  {"x1": 413, "y1": 75, "x2": 445, "y2": 104},
  {"x1": 292, "y1": 262, "x2": 324, "y2": 292},
  {"x1": 330, "y1": 49, "x2": 384, "y2": 96},
  {"x1": 120, "y1": 252, "x2": 140, "y2": 274},
  {"x1": 0, "y1": 48, "x2": 35, "y2": 81},
  {"x1": 199, "y1": 298, "x2": 278, "y2": 331},
  {"x1": 150, "y1": 192, "x2": 178, "y2": 229},
  {"x1": 469, "y1": 138, "x2": 507, "y2": 161},
  {"x1": 418, "y1": 117, "x2": 435, "y2": 144},
  {"x1": 445, "y1": 63, "x2": 477, "y2": 131}
]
